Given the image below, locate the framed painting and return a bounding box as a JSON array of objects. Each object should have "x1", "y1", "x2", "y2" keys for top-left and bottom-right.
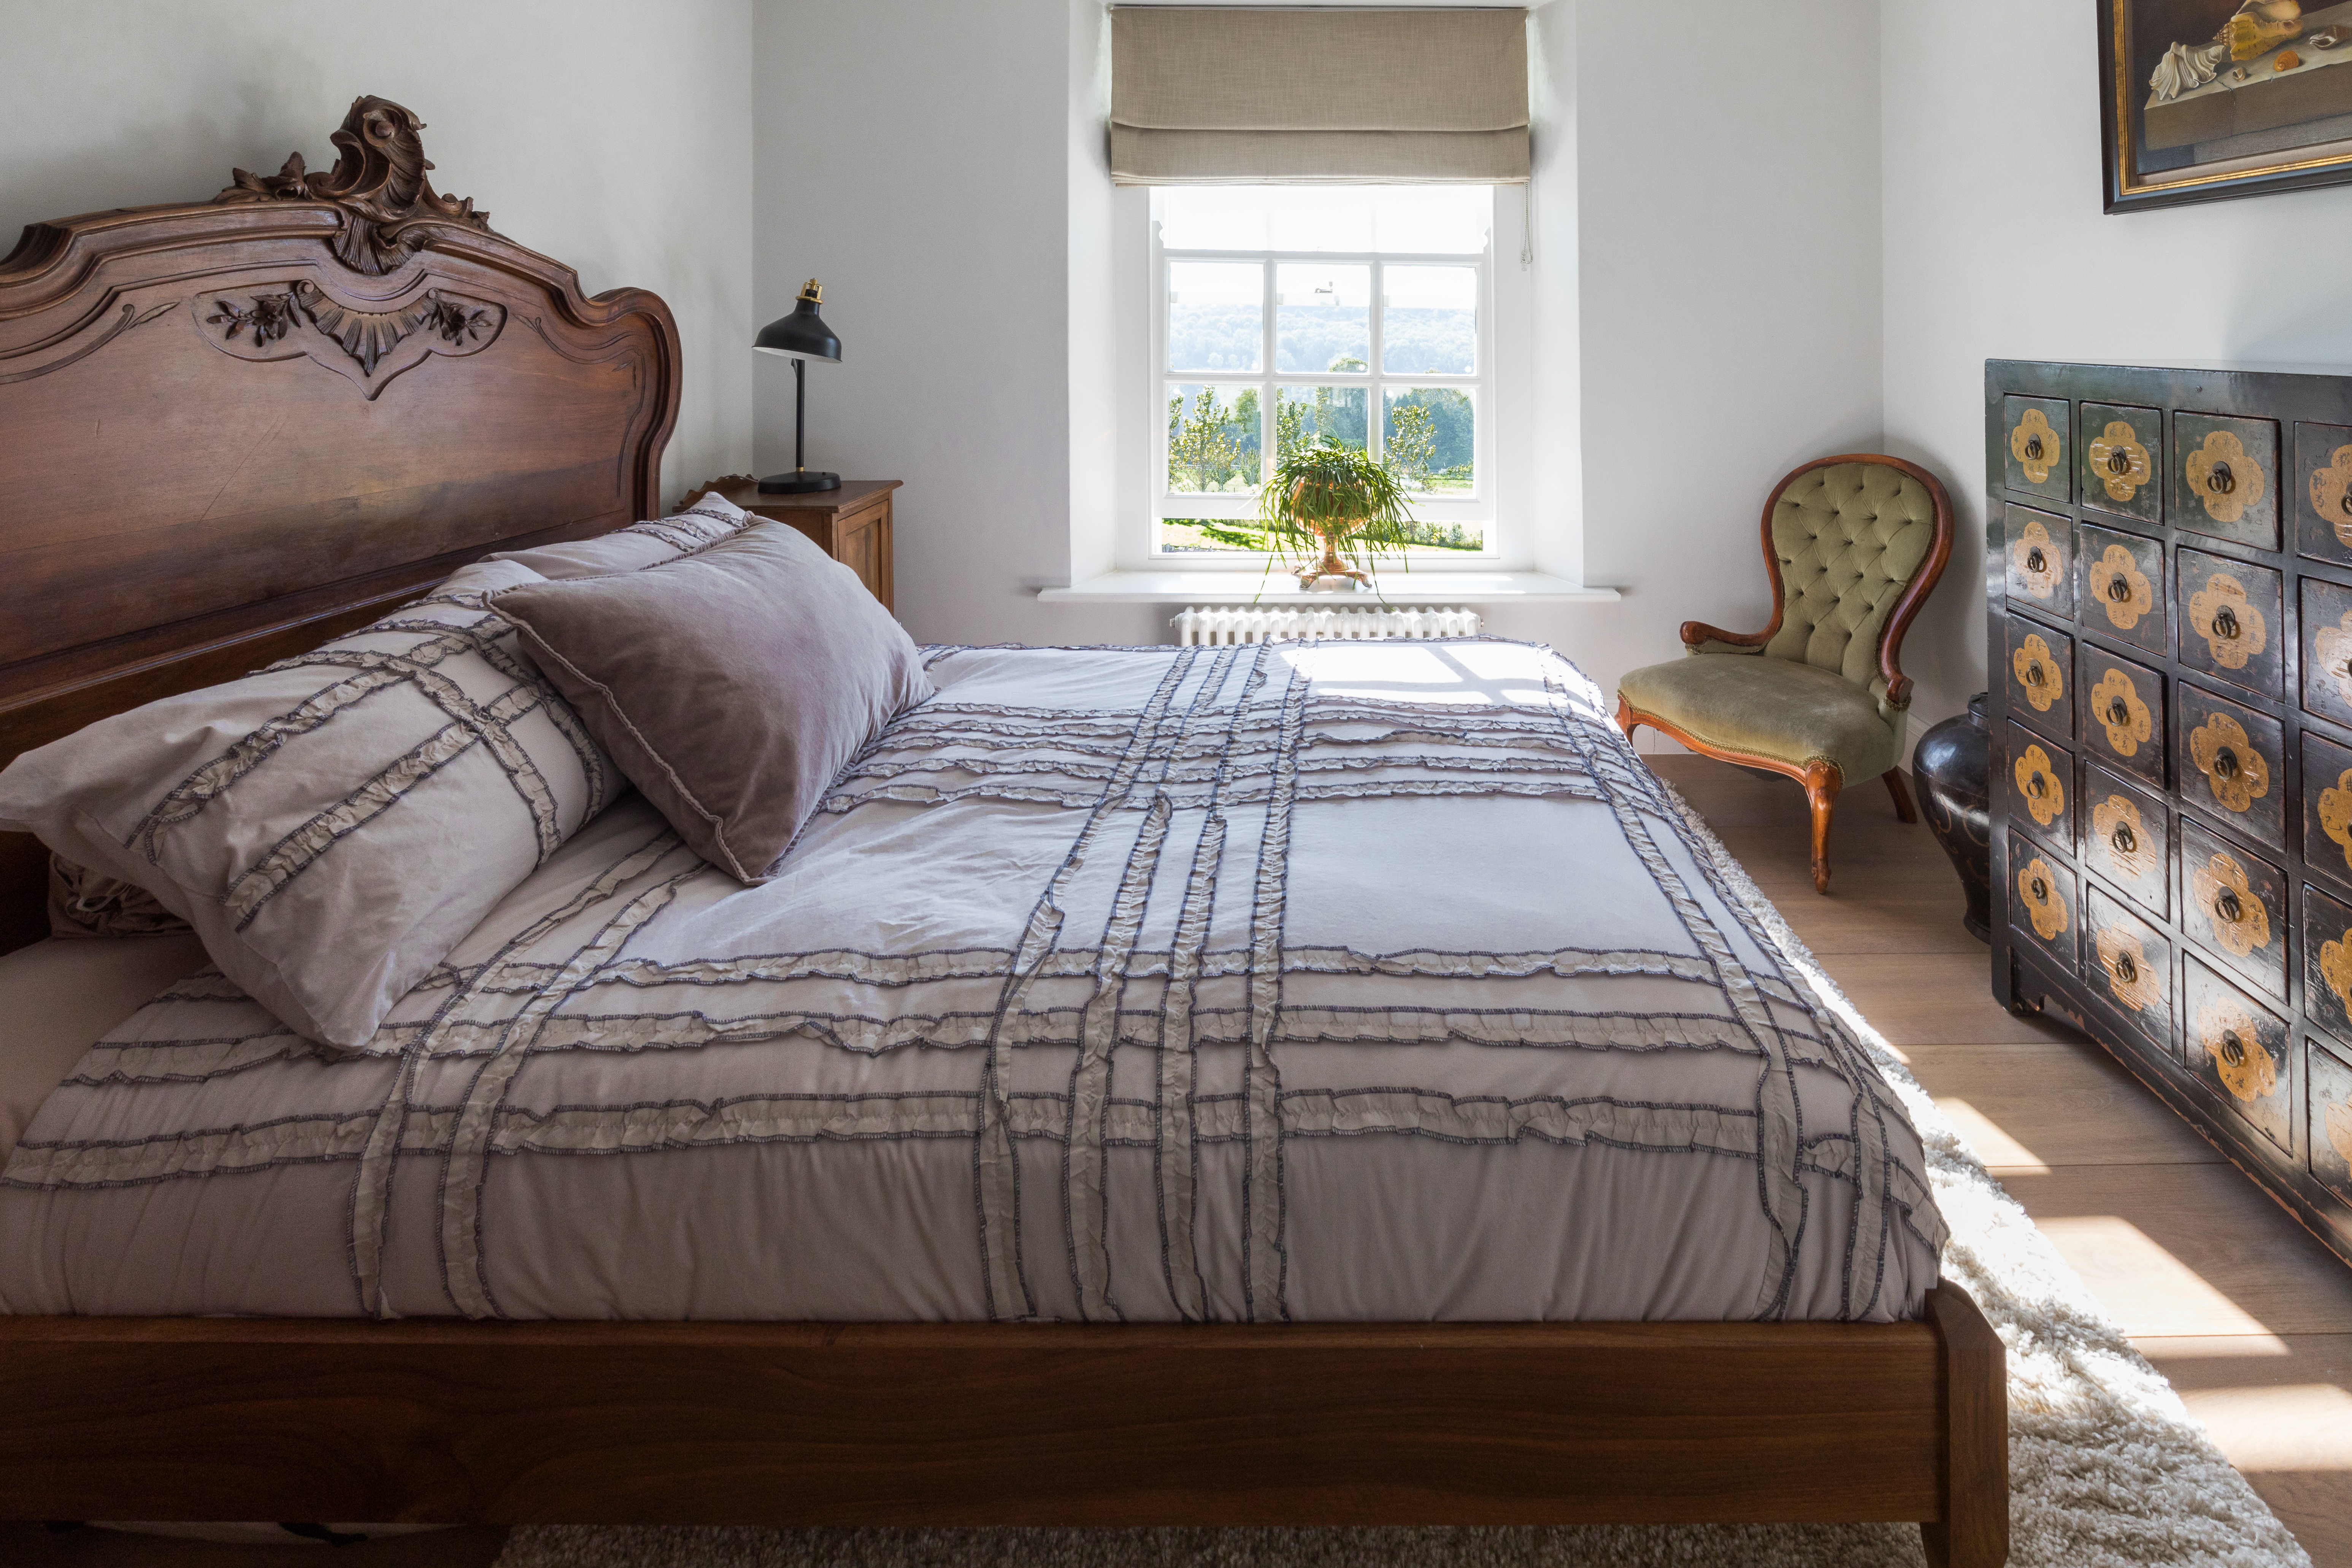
[{"x1": 2102, "y1": 0, "x2": 2352, "y2": 210}]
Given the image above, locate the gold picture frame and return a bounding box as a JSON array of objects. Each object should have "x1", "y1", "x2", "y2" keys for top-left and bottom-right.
[{"x1": 2102, "y1": 0, "x2": 2352, "y2": 210}]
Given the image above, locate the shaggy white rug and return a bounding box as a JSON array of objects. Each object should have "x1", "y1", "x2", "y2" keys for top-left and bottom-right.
[{"x1": 495, "y1": 787, "x2": 2312, "y2": 1568}]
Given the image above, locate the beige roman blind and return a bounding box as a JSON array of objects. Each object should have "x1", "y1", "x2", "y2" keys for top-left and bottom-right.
[{"x1": 1110, "y1": 6, "x2": 1529, "y2": 184}]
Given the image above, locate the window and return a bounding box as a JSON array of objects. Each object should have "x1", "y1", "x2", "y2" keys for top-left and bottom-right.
[{"x1": 1150, "y1": 186, "x2": 1497, "y2": 561}]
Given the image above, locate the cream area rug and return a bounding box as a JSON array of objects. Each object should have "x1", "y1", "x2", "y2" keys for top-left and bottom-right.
[{"x1": 496, "y1": 787, "x2": 2311, "y2": 1568}]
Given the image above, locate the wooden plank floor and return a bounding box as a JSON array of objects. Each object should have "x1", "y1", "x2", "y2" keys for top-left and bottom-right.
[
  {"x1": 1655, "y1": 753, "x2": 2352, "y2": 1568},
  {"x1": 5, "y1": 752, "x2": 2346, "y2": 1567}
]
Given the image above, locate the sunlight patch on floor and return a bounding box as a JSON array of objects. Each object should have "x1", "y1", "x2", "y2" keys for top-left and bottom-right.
[
  {"x1": 2173, "y1": 1383, "x2": 2352, "y2": 1470},
  {"x1": 2036, "y1": 1215, "x2": 2276, "y2": 1336},
  {"x1": 1931, "y1": 1095, "x2": 2051, "y2": 1172}
]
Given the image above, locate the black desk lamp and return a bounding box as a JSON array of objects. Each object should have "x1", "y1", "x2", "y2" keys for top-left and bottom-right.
[{"x1": 754, "y1": 279, "x2": 843, "y2": 494}]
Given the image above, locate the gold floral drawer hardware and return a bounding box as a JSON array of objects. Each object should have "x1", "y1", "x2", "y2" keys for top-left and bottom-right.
[
  {"x1": 2196, "y1": 1000, "x2": 2278, "y2": 1102},
  {"x1": 2011, "y1": 519, "x2": 2061, "y2": 600},
  {"x1": 2091, "y1": 793, "x2": 2156, "y2": 881},
  {"x1": 2191, "y1": 851, "x2": 2272, "y2": 957},
  {"x1": 2322, "y1": 925, "x2": 2352, "y2": 1019},
  {"x1": 2011, "y1": 407, "x2": 2060, "y2": 485},
  {"x1": 2309, "y1": 731, "x2": 2352, "y2": 881},
  {"x1": 2319, "y1": 768, "x2": 2352, "y2": 871},
  {"x1": 2087, "y1": 419, "x2": 2152, "y2": 502},
  {"x1": 2012, "y1": 632, "x2": 2063, "y2": 711},
  {"x1": 2014, "y1": 741, "x2": 2065, "y2": 827},
  {"x1": 2189, "y1": 711, "x2": 2270, "y2": 813},
  {"x1": 2305, "y1": 580, "x2": 2352, "y2": 730},
  {"x1": 2094, "y1": 922, "x2": 2164, "y2": 1013},
  {"x1": 2089, "y1": 667, "x2": 2154, "y2": 755},
  {"x1": 2188, "y1": 573, "x2": 2268, "y2": 670},
  {"x1": 2017, "y1": 855, "x2": 2069, "y2": 941},
  {"x1": 2185, "y1": 429, "x2": 2265, "y2": 523},
  {"x1": 2087, "y1": 546, "x2": 2155, "y2": 629},
  {"x1": 2311, "y1": 441, "x2": 2352, "y2": 546}
]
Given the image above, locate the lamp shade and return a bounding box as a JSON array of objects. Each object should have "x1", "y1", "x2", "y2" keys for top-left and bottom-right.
[{"x1": 754, "y1": 279, "x2": 842, "y2": 363}]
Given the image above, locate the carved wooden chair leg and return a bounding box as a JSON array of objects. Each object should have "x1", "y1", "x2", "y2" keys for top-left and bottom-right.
[
  {"x1": 1804, "y1": 760, "x2": 1841, "y2": 895},
  {"x1": 1883, "y1": 766, "x2": 1919, "y2": 824},
  {"x1": 1613, "y1": 694, "x2": 1640, "y2": 744}
]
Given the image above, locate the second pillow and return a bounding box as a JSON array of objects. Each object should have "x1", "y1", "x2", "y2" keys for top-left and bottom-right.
[{"x1": 488, "y1": 521, "x2": 932, "y2": 882}]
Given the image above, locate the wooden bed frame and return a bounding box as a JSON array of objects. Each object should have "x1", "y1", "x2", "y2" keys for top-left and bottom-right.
[{"x1": 0, "y1": 100, "x2": 2008, "y2": 1566}]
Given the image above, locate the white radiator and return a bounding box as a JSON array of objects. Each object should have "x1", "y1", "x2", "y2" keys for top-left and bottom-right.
[{"x1": 1171, "y1": 605, "x2": 1483, "y2": 646}]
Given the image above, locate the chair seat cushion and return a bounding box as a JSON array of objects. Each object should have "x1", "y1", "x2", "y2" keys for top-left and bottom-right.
[{"x1": 1619, "y1": 653, "x2": 1901, "y2": 782}]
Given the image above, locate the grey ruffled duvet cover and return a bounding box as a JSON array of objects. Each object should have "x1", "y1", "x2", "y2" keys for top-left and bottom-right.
[{"x1": 0, "y1": 639, "x2": 1945, "y2": 1323}]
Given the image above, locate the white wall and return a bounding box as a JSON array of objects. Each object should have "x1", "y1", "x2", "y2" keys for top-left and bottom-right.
[
  {"x1": 752, "y1": 0, "x2": 1149, "y2": 646},
  {"x1": 0, "y1": 0, "x2": 754, "y2": 503},
  {"x1": 1882, "y1": 0, "x2": 2352, "y2": 733},
  {"x1": 1486, "y1": 0, "x2": 1887, "y2": 755}
]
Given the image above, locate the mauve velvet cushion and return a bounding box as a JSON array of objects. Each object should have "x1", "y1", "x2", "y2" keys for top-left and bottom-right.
[{"x1": 488, "y1": 521, "x2": 933, "y2": 882}]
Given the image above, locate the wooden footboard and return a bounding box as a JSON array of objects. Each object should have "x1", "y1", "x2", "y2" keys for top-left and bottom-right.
[{"x1": 0, "y1": 1282, "x2": 2005, "y2": 1563}]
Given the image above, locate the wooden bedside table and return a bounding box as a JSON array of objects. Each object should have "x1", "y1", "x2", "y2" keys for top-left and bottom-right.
[{"x1": 690, "y1": 477, "x2": 899, "y2": 613}]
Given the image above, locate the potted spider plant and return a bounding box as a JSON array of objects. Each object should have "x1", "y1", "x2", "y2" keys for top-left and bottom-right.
[{"x1": 1257, "y1": 438, "x2": 1415, "y2": 593}]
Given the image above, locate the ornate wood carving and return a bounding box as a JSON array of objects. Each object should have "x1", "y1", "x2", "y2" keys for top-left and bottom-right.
[
  {"x1": 191, "y1": 279, "x2": 505, "y2": 399},
  {"x1": 214, "y1": 96, "x2": 493, "y2": 276}
]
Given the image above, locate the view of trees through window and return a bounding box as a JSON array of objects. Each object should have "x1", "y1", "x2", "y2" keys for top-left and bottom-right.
[{"x1": 1155, "y1": 187, "x2": 1490, "y2": 557}]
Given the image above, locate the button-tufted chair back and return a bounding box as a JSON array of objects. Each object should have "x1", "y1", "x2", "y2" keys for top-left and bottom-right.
[{"x1": 1760, "y1": 461, "x2": 1942, "y2": 712}]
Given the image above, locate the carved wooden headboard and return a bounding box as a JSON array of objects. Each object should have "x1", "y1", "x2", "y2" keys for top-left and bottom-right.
[{"x1": 0, "y1": 96, "x2": 682, "y2": 949}]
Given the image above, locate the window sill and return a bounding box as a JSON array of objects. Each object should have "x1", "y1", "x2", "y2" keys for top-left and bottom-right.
[{"x1": 1038, "y1": 570, "x2": 1618, "y2": 605}]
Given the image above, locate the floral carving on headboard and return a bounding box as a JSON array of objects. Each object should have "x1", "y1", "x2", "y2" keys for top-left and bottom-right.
[
  {"x1": 213, "y1": 95, "x2": 494, "y2": 276},
  {"x1": 192, "y1": 278, "x2": 506, "y2": 400}
]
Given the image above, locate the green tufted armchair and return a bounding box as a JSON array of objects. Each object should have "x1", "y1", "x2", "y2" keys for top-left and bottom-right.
[{"x1": 1615, "y1": 455, "x2": 1954, "y2": 895}]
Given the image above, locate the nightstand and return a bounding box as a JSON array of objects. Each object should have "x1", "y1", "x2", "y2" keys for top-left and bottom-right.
[{"x1": 690, "y1": 477, "x2": 899, "y2": 613}]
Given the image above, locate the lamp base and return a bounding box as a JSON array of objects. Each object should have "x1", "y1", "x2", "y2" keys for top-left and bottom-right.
[{"x1": 758, "y1": 470, "x2": 841, "y2": 494}]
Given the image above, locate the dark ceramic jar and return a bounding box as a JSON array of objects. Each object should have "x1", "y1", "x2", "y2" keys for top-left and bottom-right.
[{"x1": 1913, "y1": 693, "x2": 1991, "y2": 943}]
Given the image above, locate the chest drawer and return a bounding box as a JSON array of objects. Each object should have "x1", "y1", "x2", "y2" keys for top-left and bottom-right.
[
  {"x1": 2176, "y1": 683, "x2": 2285, "y2": 847},
  {"x1": 2176, "y1": 549, "x2": 2282, "y2": 700},
  {"x1": 2003, "y1": 614, "x2": 2072, "y2": 739},
  {"x1": 2081, "y1": 402, "x2": 2162, "y2": 525},
  {"x1": 2311, "y1": 1038, "x2": 2352, "y2": 1208},
  {"x1": 2009, "y1": 832, "x2": 2078, "y2": 973},
  {"x1": 2304, "y1": 882, "x2": 2352, "y2": 1052},
  {"x1": 2006, "y1": 721, "x2": 2073, "y2": 856},
  {"x1": 2003, "y1": 395, "x2": 2071, "y2": 503},
  {"x1": 2077, "y1": 524, "x2": 2166, "y2": 656},
  {"x1": 2087, "y1": 883, "x2": 2173, "y2": 1047},
  {"x1": 2082, "y1": 764, "x2": 2169, "y2": 919},
  {"x1": 2076, "y1": 644, "x2": 2166, "y2": 786},
  {"x1": 2002, "y1": 504, "x2": 2073, "y2": 616},
  {"x1": 2298, "y1": 421, "x2": 2352, "y2": 567},
  {"x1": 2178, "y1": 817, "x2": 2288, "y2": 1000},
  {"x1": 2173, "y1": 410, "x2": 2281, "y2": 552},
  {"x1": 2183, "y1": 957, "x2": 2296, "y2": 1157},
  {"x1": 2304, "y1": 729, "x2": 2352, "y2": 894},
  {"x1": 2301, "y1": 576, "x2": 2352, "y2": 731}
]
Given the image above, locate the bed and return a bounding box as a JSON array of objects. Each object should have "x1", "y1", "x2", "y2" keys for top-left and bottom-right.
[{"x1": 0, "y1": 99, "x2": 2006, "y2": 1565}]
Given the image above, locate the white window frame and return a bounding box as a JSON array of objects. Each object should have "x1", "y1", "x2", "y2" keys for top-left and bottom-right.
[{"x1": 1138, "y1": 186, "x2": 1512, "y2": 570}]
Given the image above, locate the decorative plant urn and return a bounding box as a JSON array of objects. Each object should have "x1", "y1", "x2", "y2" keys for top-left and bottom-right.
[{"x1": 1914, "y1": 693, "x2": 1992, "y2": 943}]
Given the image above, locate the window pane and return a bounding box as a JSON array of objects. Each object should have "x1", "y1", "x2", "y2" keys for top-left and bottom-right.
[
  {"x1": 1265, "y1": 188, "x2": 1375, "y2": 253},
  {"x1": 1159, "y1": 516, "x2": 1268, "y2": 554},
  {"x1": 1365, "y1": 187, "x2": 1490, "y2": 255},
  {"x1": 1381, "y1": 265, "x2": 1477, "y2": 375},
  {"x1": 1276, "y1": 385, "x2": 1368, "y2": 460},
  {"x1": 1166, "y1": 382, "x2": 1263, "y2": 494},
  {"x1": 1166, "y1": 262, "x2": 1263, "y2": 373},
  {"x1": 1274, "y1": 264, "x2": 1370, "y2": 374},
  {"x1": 1383, "y1": 387, "x2": 1474, "y2": 494}
]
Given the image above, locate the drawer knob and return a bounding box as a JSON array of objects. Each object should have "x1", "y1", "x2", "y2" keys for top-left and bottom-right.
[
  {"x1": 2107, "y1": 446, "x2": 2132, "y2": 475},
  {"x1": 2030, "y1": 875, "x2": 2050, "y2": 901},
  {"x1": 2212, "y1": 605, "x2": 2240, "y2": 641},
  {"x1": 2339, "y1": 489, "x2": 2352, "y2": 518},
  {"x1": 2216, "y1": 888, "x2": 2244, "y2": 924},
  {"x1": 2026, "y1": 771, "x2": 2048, "y2": 797},
  {"x1": 2106, "y1": 575, "x2": 2133, "y2": 603},
  {"x1": 2111, "y1": 822, "x2": 2138, "y2": 854},
  {"x1": 2025, "y1": 546, "x2": 2048, "y2": 574},
  {"x1": 2207, "y1": 460, "x2": 2236, "y2": 494},
  {"x1": 2024, "y1": 661, "x2": 2046, "y2": 686},
  {"x1": 2212, "y1": 746, "x2": 2241, "y2": 780},
  {"x1": 2025, "y1": 434, "x2": 2046, "y2": 461},
  {"x1": 2114, "y1": 951, "x2": 2139, "y2": 984},
  {"x1": 2219, "y1": 1029, "x2": 2246, "y2": 1067},
  {"x1": 2108, "y1": 696, "x2": 2131, "y2": 725}
]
